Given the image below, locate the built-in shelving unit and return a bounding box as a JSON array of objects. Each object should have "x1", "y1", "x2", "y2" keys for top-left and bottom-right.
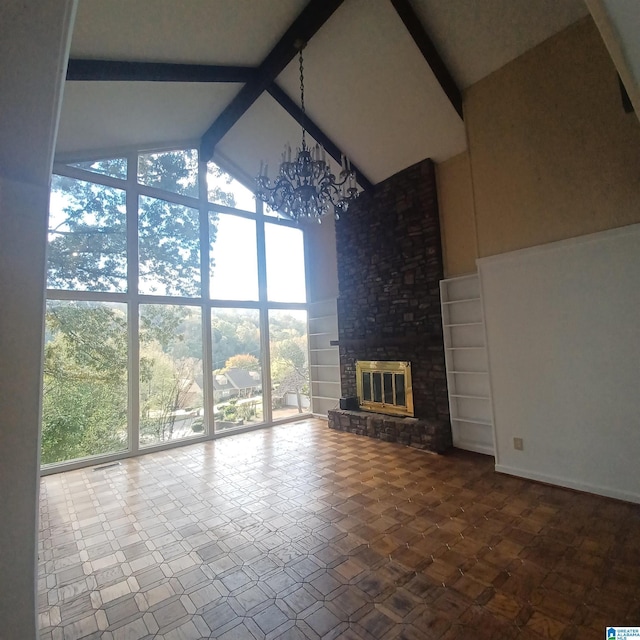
[
  {"x1": 308, "y1": 299, "x2": 341, "y2": 417},
  {"x1": 440, "y1": 274, "x2": 495, "y2": 456}
]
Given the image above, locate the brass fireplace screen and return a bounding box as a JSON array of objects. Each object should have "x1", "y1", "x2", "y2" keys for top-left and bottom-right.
[{"x1": 356, "y1": 360, "x2": 414, "y2": 417}]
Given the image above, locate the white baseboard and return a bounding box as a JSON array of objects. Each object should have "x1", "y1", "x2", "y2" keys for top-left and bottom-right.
[
  {"x1": 495, "y1": 464, "x2": 640, "y2": 504},
  {"x1": 454, "y1": 440, "x2": 495, "y2": 456}
]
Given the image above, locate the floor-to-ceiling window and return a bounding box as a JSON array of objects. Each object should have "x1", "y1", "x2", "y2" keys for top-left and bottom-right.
[{"x1": 42, "y1": 147, "x2": 310, "y2": 470}]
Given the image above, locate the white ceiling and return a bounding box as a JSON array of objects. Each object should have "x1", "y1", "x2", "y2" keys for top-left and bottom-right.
[
  {"x1": 69, "y1": 0, "x2": 307, "y2": 65},
  {"x1": 413, "y1": 0, "x2": 589, "y2": 89},
  {"x1": 55, "y1": 0, "x2": 588, "y2": 185}
]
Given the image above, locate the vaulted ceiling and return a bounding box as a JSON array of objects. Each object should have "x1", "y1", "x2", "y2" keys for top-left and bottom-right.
[{"x1": 55, "y1": 0, "x2": 588, "y2": 188}]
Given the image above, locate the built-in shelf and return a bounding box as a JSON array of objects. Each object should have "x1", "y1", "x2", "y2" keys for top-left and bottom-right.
[
  {"x1": 451, "y1": 416, "x2": 493, "y2": 426},
  {"x1": 444, "y1": 322, "x2": 483, "y2": 327},
  {"x1": 441, "y1": 274, "x2": 495, "y2": 456},
  {"x1": 442, "y1": 297, "x2": 481, "y2": 305},
  {"x1": 450, "y1": 393, "x2": 490, "y2": 400},
  {"x1": 308, "y1": 299, "x2": 340, "y2": 417},
  {"x1": 449, "y1": 370, "x2": 488, "y2": 374}
]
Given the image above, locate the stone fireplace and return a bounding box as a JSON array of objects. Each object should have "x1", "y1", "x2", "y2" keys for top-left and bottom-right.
[{"x1": 327, "y1": 158, "x2": 452, "y2": 453}]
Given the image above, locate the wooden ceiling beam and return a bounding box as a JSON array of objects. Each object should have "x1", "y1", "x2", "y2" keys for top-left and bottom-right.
[
  {"x1": 66, "y1": 59, "x2": 255, "y2": 83},
  {"x1": 267, "y1": 83, "x2": 374, "y2": 193},
  {"x1": 390, "y1": 0, "x2": 463, "y2": 119},
  {"x1": 200, "y1": 0, "x2": 344, "y2": 162}
]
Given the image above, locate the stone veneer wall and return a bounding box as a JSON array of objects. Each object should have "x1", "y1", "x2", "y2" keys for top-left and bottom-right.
[{"x1": 333, "y1": 158, "x2": 451, "y2": 450}]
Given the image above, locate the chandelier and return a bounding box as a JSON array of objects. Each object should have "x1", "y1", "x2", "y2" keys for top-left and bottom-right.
[{"x1": 255, "y1": 45, "x2": 359, "y2": 222}]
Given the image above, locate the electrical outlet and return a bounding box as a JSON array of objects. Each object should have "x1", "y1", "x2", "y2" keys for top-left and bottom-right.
[{"x1": 513, "y1": 437, "x2": 524, "y2": 451}]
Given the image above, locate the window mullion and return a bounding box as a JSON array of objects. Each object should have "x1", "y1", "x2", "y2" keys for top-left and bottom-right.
[
  {"x1": 199, "y1": 159, "x2": 215, "y2": 437},
  {"x1": 127, "y1": 151, "x2": 140, "y2": 454},
  {"x1": 256, "y1": 200, "x2": 272, "y2": 423}
]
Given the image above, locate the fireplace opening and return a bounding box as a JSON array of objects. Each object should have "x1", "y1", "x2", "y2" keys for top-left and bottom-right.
[{"x1": 356, "y1": 360, "x2": 414, "y2": 417}]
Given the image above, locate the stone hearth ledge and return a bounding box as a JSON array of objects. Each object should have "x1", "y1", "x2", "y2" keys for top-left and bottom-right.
[{"x1": 328, "y1": 409, "x2": 452, "y2": 453}]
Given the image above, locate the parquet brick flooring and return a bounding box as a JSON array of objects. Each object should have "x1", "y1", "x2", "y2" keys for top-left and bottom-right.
[{"x1": 38, "y1": 419, "x2": 640, "y2": 639}]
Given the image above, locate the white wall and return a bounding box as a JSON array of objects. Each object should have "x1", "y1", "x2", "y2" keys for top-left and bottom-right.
[
  {"x1": 0, "y1": 2, "x2": 76, "y2": 638},
  {"x1": 479, "y1": 224, "x2": 640, "y2": 503},
  {"x1": 303, "y1": 214, "x2": 339, "y2": 303},
  {"x1": 587, "y1": 0, "x2": 640, "y2": 117}
]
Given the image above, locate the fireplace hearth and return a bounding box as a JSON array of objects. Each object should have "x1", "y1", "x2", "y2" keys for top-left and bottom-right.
[{"x1": 328, "y1": 408, "x2": 450, "y2": 452}]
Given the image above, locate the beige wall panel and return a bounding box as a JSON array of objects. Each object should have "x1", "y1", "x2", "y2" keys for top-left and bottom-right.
[
  {"x1": 436, "y1": 151, "x2": 478, "y2": 276},
  {"x1": 465, "y1": 18, "x2": 640, "y2": 257}
]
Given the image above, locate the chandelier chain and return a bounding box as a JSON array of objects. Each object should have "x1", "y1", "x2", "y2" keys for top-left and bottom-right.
[{"x1": 299, "y1": 48, "x2": 306, "y2": 148}]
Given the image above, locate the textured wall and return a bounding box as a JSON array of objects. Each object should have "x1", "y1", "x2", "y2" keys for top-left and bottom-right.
[
  {"x1": 436, "y1": 151, "x2": 478, "y2": 277},
  {"x1": 465, "y1": 17, "x2": 640, "y2": 257}
]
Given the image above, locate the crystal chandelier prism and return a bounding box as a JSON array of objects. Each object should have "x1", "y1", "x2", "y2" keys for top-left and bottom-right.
[{"x1": 255, "y1": 46, "x2": 359, "y2": 222}]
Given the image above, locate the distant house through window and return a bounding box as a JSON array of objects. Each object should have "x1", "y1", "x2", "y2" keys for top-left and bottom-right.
[{"x1": 42, "y1": 148, "x2": 310, "y2": 470}]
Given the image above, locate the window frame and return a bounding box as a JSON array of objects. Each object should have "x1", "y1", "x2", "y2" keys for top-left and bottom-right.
[{"x1": 42, "y1": 144, "x2": 311, "y2": 474}]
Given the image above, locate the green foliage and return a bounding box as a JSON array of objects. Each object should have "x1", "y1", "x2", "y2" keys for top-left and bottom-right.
[
  {"x1": 212, "y1": 312, "x2": 261, "y2": 370},
  {"x1": 237, "y1": 401, "x2": 257, "y2": 423},
  {"x1": 138, "y1": 149, "x2": 198, "y2": 197},
  {"x1": 140, "y1": 305, "x2": 188, "y2": 353},
  {"x1": 207, "y1": 164, "x2": 237, "y2": 208},
  {"x1": 47, "y1": 176, "x2": 127, "y2": 291},
  {"x1": 269, "y1": 313, "x2": 307, "y2": 342},
  {"x1": 138, "y1": 196, "x2": 201, "y2": 296},
  {"x1": 139, "y1": 306, "x2": 202, "y2": 445},
  {"x1": 222, "y1": 398, "x2": 239, "y2": 421},
  {"x1": 271, "y1": 337, "x2": 308, "y2": 385},
  {"x1": 271, "y1": 335, "x2": 309, "y2": 414},
  {"x1": 191, "y1": 418, "x2": 204, "y2": 432},
  {"x1": 139, "y1": 347, "x2": 201, "y2": 445},
  {"x1": 223, "y1": 353, "x2": 260, "y2": 372},
  {"x1": 48, "y1": 149, "x2": 217, "y2": 296},
  {"x1": 69, "y1": 157, "x2": 127, "y2": 179},
  {"x1": 41, "y1": 303, "x2": 128, "y2": 464}
]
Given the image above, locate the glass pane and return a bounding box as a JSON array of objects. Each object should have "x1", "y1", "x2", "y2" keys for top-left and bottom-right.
[
  {"x1": 47, "y1": 175, "x2": 127, "y2": 292},
  {"x1": 68, "y1": 158, "x2": 127, "y2": 180},
  {"x1": 41, "y1": 301, "x2": 128, "y2": 465},
  {"x1": 139, "y1": 305, "x2": 204, "y2": 446},
  {"x1": 139, "y1": 196, "x2": 200, "y2": 297},
  {"x1": 265, "y1": 223, "x2": 306, "y2": 302},
  {"x1": 270, "y1": 310, "x2": 309, "y2": 420},
  {"x1": 373, "y1": 373, "x2": 382, "y2": 403},
  {"x1": 207, "y1": 162, "x2": 255, "y2": 212},
  {"x1": 138, "y1": 149, "x2": 198, "y2": 198},
  {"x1": 212, "y1": 309, "x2": 263, "y2": 431},
  {"x1": 383, "y1": 372, "x2": 394, "y2": 404},
  {"x1": 264, "y1": 203, "x2": 286, "y2": 219},
  {"x1": 210, "y1": 213, "x2": 258, "y2": 301},
  {"x1": 395, "y1": 373, "x2": 406, "y2": 407},
  {"x1": 363, "y1": 372, "x2": 371, "y2": 401}
]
